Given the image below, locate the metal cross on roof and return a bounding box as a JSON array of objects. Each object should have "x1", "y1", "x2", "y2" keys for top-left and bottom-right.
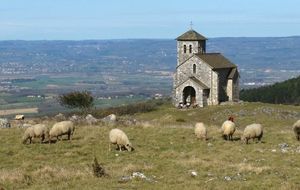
[{"x1": 190, "y1": 21, "x2": 193, "y2": 30}]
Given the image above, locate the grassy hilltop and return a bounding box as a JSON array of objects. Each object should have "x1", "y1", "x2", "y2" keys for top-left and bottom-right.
[{"x1": 1, "y1": 101, "x2": 300, "y2": 189}]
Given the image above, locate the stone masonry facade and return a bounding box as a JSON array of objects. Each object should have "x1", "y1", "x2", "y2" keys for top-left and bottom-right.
[{"x1": 173, "y1": 29, "x2": 239, "y2": 108}]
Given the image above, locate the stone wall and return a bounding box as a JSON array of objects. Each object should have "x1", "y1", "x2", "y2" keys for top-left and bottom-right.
[
  {"x1": 211, "y1": 71, "x2": 219, "y2": 105},
  {"x1": 216, "y1": 69, "x2": 231, "y2": 102},
  {"x1": 233, "y1": 73, "x2": 240, "y2": 101},
  {"x1": 174, "y1": 79, "x2": 204, "y2": 107},
  {"x1": 175, "y1": 56, "x2": 212, "y2": 87},
  {"x1": 177, "y1": 41, "x2": 200, "y2": 65}
]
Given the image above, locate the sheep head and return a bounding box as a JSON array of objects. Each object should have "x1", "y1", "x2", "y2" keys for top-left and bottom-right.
[{"x1": 125, "y1": 143, "x2": 134, "y2": 152}]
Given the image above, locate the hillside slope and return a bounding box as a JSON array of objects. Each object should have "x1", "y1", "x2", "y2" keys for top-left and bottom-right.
[
  {"x1": 1, "y1": 102, "x2": 300, "y2": 189},
  {"x1": 240, "y1": 75, "x2": 300, "y2": 104}
]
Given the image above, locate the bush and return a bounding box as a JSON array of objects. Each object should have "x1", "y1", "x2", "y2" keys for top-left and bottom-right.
[{"x1": 58, "y1": 91, "x2": 94, "y2": 112}]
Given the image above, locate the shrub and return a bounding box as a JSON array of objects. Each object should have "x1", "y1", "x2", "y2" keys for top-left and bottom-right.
[{"x1": 58, "y1": 91, "x2": 94, "y2": 113}]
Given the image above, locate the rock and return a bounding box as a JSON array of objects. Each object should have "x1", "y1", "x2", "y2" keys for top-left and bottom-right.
[
  {"x1": 281, "y1": 149, "x2": 288, "y2": 153},
  {"x1": 102, "y1": 114, "x2": 117, "y2": 124},
  {"x1": 207, "y1": 143, "x2": 213, "y2": 147},
  {"x1": 69, "y1": 114, "x2": 81, "y2": 123},
  {"x1": 0, "y1": 118, "x2": 11, "y2": 128},
  {"x1": 278, "y1": 143, "x2": 289, "y2": 149},
  {"x1": 54, "y1": 113, "x2": 66, "y2": 121},
  {"x1": 118, "y1": 176, "x2": 131, "y2": 183},
  {"x1": 20, "y1": 123, "x2": 32, "y2": 128},
  {"x1": 224, "y1": 176, "x2": 232, "y2": 181},
  {"x1": 271, "y1": 149, "x2": 277, "y2": 153},
  {"x1": 190, "y1": 171, "x2": 198, "y2": 177},
  {"x1": 132, "y1": 172, "x2": 147, "y2": 179},
  {"x1": 85, "y1": 114, "x2": 98, "y2": 125},
  {"x1": 295, "y1": 146, "x2": 300, "y2": 153}
]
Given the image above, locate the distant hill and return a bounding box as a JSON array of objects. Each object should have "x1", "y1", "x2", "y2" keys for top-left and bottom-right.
[
  {"x1": 240, "y1": 75, "x2": 300, "y2": 105},
  {"x1": 1, "y1": 37, "x2": 300, "y2": 73}
]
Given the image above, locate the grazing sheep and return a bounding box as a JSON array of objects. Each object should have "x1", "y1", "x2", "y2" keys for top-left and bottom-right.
[
  {"x1": 242, "y1": 123, "x2": 263, "y2": 144},
  {"x1": 221, "y1": 119, "x2": 236, "y2": 141},
  {"x1": 293, "y1": 120, "x2": 300, "y2": 141},
  {"x1": 49, "y1": 121, "x2": 75, "y2": 142},
  {"x1": 109, "y1": 128, "x2": 134, "y2": 152},
  {"x1": 194, "y1": 122, "x2": 207, "y2": 140},
  {"x1": 22, "y1": 124, "x2": 49, "y2": 144}
]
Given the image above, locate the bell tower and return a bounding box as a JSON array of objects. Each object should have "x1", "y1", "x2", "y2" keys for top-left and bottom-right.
[{"x1": 176, "y1": 28, "x2": 207, "y2": 66}]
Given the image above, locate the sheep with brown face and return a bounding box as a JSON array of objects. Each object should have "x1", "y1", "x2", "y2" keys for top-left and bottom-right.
[
  {"x1": 293, "y1": 120, "x2": 300, "y2": 141},
  {"x1": 22, "y1": 124, "x2": 49, "y2": 144},
  {"x1": 109, "y1": 128, "x2": 134, "y2": 152},
  {"x1": 241, "y1": 123, "x2": 263, "y2": 144},
  {"x1": 49, "y1": 121, "x2": 75, "y2": 142},
  {"x1": 221, "y1": 119, "x2": 236, "y2": 141}
]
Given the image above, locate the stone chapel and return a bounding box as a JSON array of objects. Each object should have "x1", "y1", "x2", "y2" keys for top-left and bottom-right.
[{"x1": 173, "y1": 29, "x2": 239, "y2": 108}]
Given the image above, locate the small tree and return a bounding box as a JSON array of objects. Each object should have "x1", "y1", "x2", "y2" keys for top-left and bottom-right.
[{"x1": 58, "y1": 91, "x2": 94, "y2": 113}]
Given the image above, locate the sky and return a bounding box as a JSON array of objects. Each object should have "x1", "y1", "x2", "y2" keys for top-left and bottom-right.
[{"x1": 1, "y1": 0, "x2": 300, "y2": 40}]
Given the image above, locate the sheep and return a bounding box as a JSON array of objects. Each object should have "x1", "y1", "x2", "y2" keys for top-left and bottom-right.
[
  {"x1": 22, "y1": 124, "x2": 49, "y2": 144},
  {"x1": 292, "y1": 120, "x2": 300, "y2": 141},
  {"x1": 194, "y1": 122, "x2": 207, "y2": 140},
  {"x1": 15, "y1": 114, "x2": 25, "y2": 120},
  {"x1": 109, "y1": 128, "x2": 134, "y2": 152},
  {"x1": 49, "y1": 121, "x2": 75, "y2": 142},
  {"x1": 221, "y1": 118, "x2": 236, "y2": 141},
  {"x1": 241, "y1": 123, "x2": 263, "y2": 144}
]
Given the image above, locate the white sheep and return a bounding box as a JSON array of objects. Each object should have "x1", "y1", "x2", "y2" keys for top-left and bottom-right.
[
  {"x1": 194, "y1": 122, "x2": 207, "y2": 140},
  {"x1": 49, "y1": 121, "x2": 75, "y2": 142},
  {"x1": 109, "y1": 128, "x2": 134, "y2": 152},
  {"x1": 292, "y1": 120, "x2": 300, "y2": 141},
  {"x1": 241, "y1": 123, "x2": 263, "y2": 144},
  {"x1": 221, "y1": 120, "x2": 236, "y2": 141},
  {"x1": 22, "y1": 124, "x2": 49, "y2": 144}
]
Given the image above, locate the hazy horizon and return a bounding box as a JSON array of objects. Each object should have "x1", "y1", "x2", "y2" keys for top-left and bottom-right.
[{"x1": 1, "y1": 0, "x2": 300, "y2": 40}]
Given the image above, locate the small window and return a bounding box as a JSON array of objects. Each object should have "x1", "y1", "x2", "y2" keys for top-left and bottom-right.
[
  {"x1": 189, "y1": 45, "x2": 192, "y2": 53},
  {"x1": 183, "y1": 45, "x2": 187, "y2": 53},
  {"x1": 193, "y1": 64, "x2": 196, "y2": 74}
]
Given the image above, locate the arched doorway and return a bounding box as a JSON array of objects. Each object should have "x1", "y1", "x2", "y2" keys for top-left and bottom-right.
[{"x1": 183, "y1": 86, "x2": 196, "y2": 106}]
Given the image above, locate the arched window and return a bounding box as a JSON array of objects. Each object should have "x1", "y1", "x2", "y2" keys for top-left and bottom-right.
[
  {"x1": 183, "y1": 45, "x2": 187, "y2": 53},
  {"x1": 193, "y1": 64, "x2": 196, "y2": 74},
  {"x1": 189, "y1": 45, "x2": 192, "y2": 53}
]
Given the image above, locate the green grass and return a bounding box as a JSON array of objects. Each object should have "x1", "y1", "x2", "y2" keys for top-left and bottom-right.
[{"x1": 1, "y1": 102, "x2": 300, "y2": 189}]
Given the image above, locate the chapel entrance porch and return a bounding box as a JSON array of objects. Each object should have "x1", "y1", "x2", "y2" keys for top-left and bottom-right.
[{"x1": 182, "y1": 86, "x2": 196, "y2": 107}]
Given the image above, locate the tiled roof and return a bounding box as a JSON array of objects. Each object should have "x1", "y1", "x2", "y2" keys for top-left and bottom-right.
[{"x1": 176, "y1": 30, "x2": 207, "y2": 41}]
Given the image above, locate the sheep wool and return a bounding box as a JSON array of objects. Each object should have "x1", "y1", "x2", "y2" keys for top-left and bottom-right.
[
  {"x1": 242, "y1": 123, "x2": 263, "y2": 144},
  {"x1": 109, "y1": 128, "x2": 133, "y2": 152},
  {"x1": 49, "y1": 121, "x2": 75, "y2": 142},
  {"x1": 22, "y1": 124, "x2": 49, "y2": 144},
  {"x1": 293, "y1": 120, "x2": 300, "y2": 141},
  {"x1": 194, "y1": 122, "x2": 207, "y2": 140},
  {"x1": 221, "y1": 120, "x2": 236, "y2": 141}
]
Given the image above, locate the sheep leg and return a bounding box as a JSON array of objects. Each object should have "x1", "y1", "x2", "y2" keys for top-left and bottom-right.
[
  {"x1": 68, "y1": 132, "x2": 71, "y2": 140},
  {"x1": 41, "y1": 134, "x2": 45, "y2": 143},
  {"x1": 118, "y1": 145, "x2": 122, "y2": 152},
  {"x1": 297, "y1": 135, "x2": 300, "y2": 141},
  {"x1": 29, "y1": 137, "x2": 32, "y2": 144}
]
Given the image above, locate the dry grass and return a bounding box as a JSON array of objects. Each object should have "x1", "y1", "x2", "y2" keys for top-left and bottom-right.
[
  {"x1": 0, "y1": 107, "x2": 38, "y2": 116},
  {"x1": 1, "y1": 102, "x2": 300, "y2": 189}
]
